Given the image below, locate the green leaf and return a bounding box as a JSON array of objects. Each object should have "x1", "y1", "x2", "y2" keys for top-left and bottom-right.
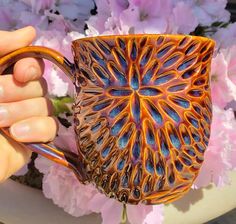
[{"x1": 51, "y1": 96, "x2": 74, "y2": 116}]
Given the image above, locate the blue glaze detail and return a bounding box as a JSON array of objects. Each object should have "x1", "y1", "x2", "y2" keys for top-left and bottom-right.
[
  {"x1": 188, "y1": 89, "x2": 203, "y2": 97},
  {"x1": 168, "y1": 84, "x2": 186, "y2": 92},
  {"x1": 131, "y1": 42, "x2": 137, "y2": 61},
  {"x1": 161, "y1": 140, "x2": 170, "y2": 157},
  {"x1": 193, "y1": 105, "x2": 201, "y2": 114},
  {"x1": 101, "y1": 145, "x2": 112, "y2": 158},
  {"x1": 91, "y1": 50, "x2": 106, "y2": 67},
  {"x1": 182, "y1": 69, "x2": 195, "y2": 79},
  {"x1": 162, "y1": 103, "x2": 180, "y2": 123},
  {"x1": 201, "y1": 67, "x2": 207, "y2": 74},
  {"x1": 144, "y1": 182, "x2": 150, "y2": 193},
  {"x1": 134, "y1": 169, "x2": 141, "y2": 185},
  {"x1": 121, "y1": 174, "x2": 129, "y2": 188},
  {"x1": 185, "y1": 44, "x2": 197, "y2": 55},
  {"x1": 171, "y1": 97, "x2": 190, "y2": 108},
  {"x1": 163, "y1": 55, "x2": 180, "y2": 68},
  {"x1": 188, "y1": 116, "x2": 199, "y2": 129},
  {"x1": 170, "y1": 133, "x2": 181, "y2": 149},
  {"x1": 203, "y1": 137, "x2": 209, "y2": 146},
  {"x1": 146, "y1": 160, "x2": 154, "y2": 174},
  {"x1": 97, "y1": 135, "x2": 103, "y2": 145},
  {"x1": 146, "y1": 103, "x2": 163, "y2": 125},
  {"x1": 139, "y1": 87, "x2": 161, "y2": 96},
  {"x1": 111, "y1": 116, "x2": 127, "y2": 136},
  {"x1": 154, "y1": 74, "x2": 174, "y2": 85},
  {"x1": 186, "y1": 147, "x2": 196, "y2": 156},
  {"x1": 202, "y1": 53, "x2": 210, "y2": 62},
  {"x1": 204, "y1": 128, "x2": 210, "y2": 138},
  {"x1": 109, "y1": 89, "x2": 132, "y2": 96},
  {"x1": 130, "y1": 69, "x2": 139, "y2": 90},
  {"x1": 156, "y1": 178, "x2": 165, "y2": 190},
  {"x1": 168, "y1": 173, "x2": 175, "y2": 184},
  {"x1": 93, "y1": 100, "x2": 112, "y2": 111},
  {"x1": 132, "y1": 141, "x2": 140, "y2": 160},
  {"x1": 118, "y1": 128, "x2": 133, "y2": 149},
  {"x1": 109, "y1": 101, "x2": 128, "y2": 118},
  {"x1": 117, "y1": 159, "x2": 125, "y2": 171},
  {"x1": 156, "y1": 162, "x2": 165, "y2": 175},
  {"x1": 191, "y1": 131, "x2": 200, "y2": 142},
  {"x1": 94, "y1": 67, "x2": 110, "y2": 86},
  {"x1": 175, "y1": 160, "x2": 183, "y2": 172},
  {"x1": 203, "y1": 113, "x2": 210, "y2": 124},
  {"x1": 142, "y1": 69, "x2": 154, "y2": 85},
  {"x1": 91, "y1": 122, "x2": 101, "y2": 132},
  {"x1": 195, "y1": 143, "x2": 205, "y2": 153},
  {"x1": 118, "y1": 38, "x2": 126, "y2": 50},
  {"x1": 115, "y1": 50, "x2": 127, "y2": 69},
  {"x1": 181, "y1": 157, "x2": 192, "y2": 166},
  {"x1": 132, "y1": 94, "x2": 140, "y2": 123},
  {"x1": 178, "y1": 58, "x2": 195, "y2": 71},
  {"x1": 146, "y1": 127, "x2": 155, "y2": 145},
  {"x1": 140, "y1": 48, "x2": 152, "y2": 67},
  {"x1": 157, "y1": 45, "x2": 172, "y2": 58},
  {"x1": 182, "y1": 133, "x2": 191, "y2": 145},
  {"x1": 110, "y1": 64, "x2": 127, "y2": 86},
  {"x1": 96, "y1": 41, "x2": 111, "y2": 55}
]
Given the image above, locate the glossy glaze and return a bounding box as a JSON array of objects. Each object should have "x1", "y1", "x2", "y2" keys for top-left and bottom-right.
[{"x1": 0, "y1": 34, "x2": 215, "y2": 205}]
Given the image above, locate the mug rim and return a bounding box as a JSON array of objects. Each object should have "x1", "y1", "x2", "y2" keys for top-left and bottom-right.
[{"x1": 72, "y1": 33, "x2": 215, "y2": 45}]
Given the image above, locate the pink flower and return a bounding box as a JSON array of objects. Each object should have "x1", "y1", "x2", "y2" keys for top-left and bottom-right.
[
  {"x1": 21, "y1": 0, "x2": 55, "y2": 13},
  {"x1": 194, "y1": 107, "x2": 235, "y2": 188},
  {"x1": 170, "y1": 1, "x2": 198, "y2": 34},
  {"x1": 87, "y1": 193, "x2": 163, "y2": 224},
  {"x1": 86, "y1": 0, "x2": 129, "y2": 35},
  {"x1": 0, "y1": 1, "x2": 29, "y2": 30},
  {"x1": 186, "y1": 0, "x2": 230, "y2": 26},
  {"x1": 210, "y1": 52, "x2": 233, "y2": 109},
  {"x1": 54, "y1": 119, "x2": 78, "y2": 155},
  {"x1": 41, "y1": 164, "x2": 96, "y2": 217},
  {"x1": 222, "y1": 45, "x2": 236, "y2": 86},
  {"x1": 36, "y1": 153, "x2": 164, "y2": 223},
  {"x1": 119, "y1": 0, "x2": 172, "y2": 34},
  {"x1": 213, "y1": 23, "x2": 236, "y2": 50},
  {"x1": 34, "y1": 30, "x2": 84, "y2": 97}
]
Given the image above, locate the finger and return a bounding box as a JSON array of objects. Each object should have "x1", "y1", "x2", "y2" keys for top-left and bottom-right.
[
  {"x1": 0, "y1": 75, "x2": 47, "y2": 103},
  {"x1": 0, "y1": 132, "x2": 31, "y2": 183},
  {"x1": 0, "y1": 97, "x2": 54, "y2": 127},
  {"x1": 14, "y1": 57, "x2": 45, "y2": 83},
  {"x1": 0, "y1": 26, "x2": 36, "y2": 57},
  {"x1": 9, "y1": 116, "x2": 59, "y2": 143}
]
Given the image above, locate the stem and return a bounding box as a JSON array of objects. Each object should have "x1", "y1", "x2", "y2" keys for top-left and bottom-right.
[{"x1": 121, "y1": 203, "x2": 127, "y2": 224}]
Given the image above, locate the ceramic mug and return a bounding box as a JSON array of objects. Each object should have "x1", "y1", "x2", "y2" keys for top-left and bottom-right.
[{"x1": 0, "y1": 34, "x2": 215, "y2": 205}]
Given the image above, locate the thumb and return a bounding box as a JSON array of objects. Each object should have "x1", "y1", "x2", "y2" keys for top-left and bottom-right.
[{"x1": 0, "y1": 26, "x2": 36, "y2": 57}]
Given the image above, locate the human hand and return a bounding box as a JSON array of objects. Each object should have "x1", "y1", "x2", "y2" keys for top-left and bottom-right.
[{"x1": 0, "y1": 26, "x2": 58, "y2": 182}]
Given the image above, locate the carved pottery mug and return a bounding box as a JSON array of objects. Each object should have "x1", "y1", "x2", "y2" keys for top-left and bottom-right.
[{"x1": 0, "y1": 34, "x2": 215, "y2": 205}]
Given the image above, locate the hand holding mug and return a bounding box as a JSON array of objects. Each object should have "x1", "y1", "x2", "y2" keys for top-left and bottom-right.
[{"x1": 0, "y1": 26, "x2": 57, "y2": 182}]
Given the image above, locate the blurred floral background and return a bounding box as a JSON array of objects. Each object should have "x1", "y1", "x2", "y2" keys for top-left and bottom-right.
[{"x1": 1, "y1": 0, "x2": 236, "y2": 223}]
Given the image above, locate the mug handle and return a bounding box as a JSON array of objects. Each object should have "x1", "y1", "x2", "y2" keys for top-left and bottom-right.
[{"x1": 0, "y1": 46, "x2": 88, "y2": 182}]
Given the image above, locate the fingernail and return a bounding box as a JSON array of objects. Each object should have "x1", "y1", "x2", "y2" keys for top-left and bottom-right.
[
  {"x1": 0, "y1": 106, "x2": 8, "y2": 124},
  {"x1": 26, "y1": 66, "x2": 39, "y2": 80},
  {"x1": 11, "y1": 122, "x2": 30, "y2": 139}
]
